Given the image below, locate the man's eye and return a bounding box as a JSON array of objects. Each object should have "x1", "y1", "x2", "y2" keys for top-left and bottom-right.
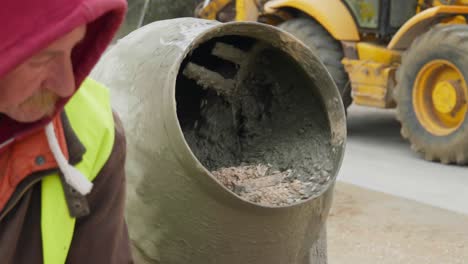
[{"x1": 29, "y1": 54, "x2": 56, "y2": 67}]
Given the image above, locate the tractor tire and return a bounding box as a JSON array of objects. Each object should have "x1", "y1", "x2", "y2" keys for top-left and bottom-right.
[
  {"x1": 279, "y1": 18, "x2": 352, "y2": 109},
  {"x1": 395, "y1": 25, "x2": 468, "y2": 165}
]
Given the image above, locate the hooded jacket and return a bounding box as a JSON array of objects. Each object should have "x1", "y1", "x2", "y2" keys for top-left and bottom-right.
[
  {"x1": 0, "y1": 0, "x2": 126, "y2": 146},
  {"x1": 0, "y1": 0, "x2": 132, "y2": 263}
]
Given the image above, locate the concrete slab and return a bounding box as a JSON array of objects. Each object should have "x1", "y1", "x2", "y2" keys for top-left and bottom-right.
[
  {"x1": 340, "y1": 105, "x2": 468, "y2": 216},
  {"x1": 328, "y1": 182, "x2": 468, "y2": 264}
]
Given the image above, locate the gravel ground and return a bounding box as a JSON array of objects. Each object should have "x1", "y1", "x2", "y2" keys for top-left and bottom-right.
[{"x1": 328, "y1": 182, "x2": 468, "y2": 264}]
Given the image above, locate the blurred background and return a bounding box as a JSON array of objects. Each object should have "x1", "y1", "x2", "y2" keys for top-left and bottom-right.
[{"x1": 115, "y1": 0, "x2": 200, "y2": 39}]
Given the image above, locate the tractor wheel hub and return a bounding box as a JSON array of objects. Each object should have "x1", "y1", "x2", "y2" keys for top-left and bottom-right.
[{"x1": 432, "y1": 80, "x2": 460, "y2": 114}]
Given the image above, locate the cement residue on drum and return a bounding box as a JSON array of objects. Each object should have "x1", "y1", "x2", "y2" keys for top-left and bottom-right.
[{"x1": 176, "y1": 36, "x2": 334, "y2": 206}]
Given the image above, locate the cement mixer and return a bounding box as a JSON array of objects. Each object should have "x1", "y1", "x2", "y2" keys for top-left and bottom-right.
[{"x1": 92, "y1": 18, "x2": 346, "y2": 264}]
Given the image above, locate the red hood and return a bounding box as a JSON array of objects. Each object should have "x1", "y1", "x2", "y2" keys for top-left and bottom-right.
[{"x1": 0, "y1": 0, "x2": 127, "y2": 148}]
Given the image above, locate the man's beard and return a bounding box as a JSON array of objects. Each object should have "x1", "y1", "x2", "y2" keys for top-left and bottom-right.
[{"x1": 19, "y1": 89, "x2": 60, "y2": 117}]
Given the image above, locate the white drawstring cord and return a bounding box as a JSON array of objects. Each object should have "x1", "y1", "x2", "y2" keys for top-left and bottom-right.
[{"x1": 45, "y1": 123, "x2": 93, "y2": 195}]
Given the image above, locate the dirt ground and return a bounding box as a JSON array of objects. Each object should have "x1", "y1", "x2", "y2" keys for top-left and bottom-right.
[{"x1": 327, "y1": 182, "x2": 468, "y2": 264}]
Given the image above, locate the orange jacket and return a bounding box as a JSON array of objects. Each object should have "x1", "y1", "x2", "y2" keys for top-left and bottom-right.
[{"x1": 0, "y1": 116, "x2": 68, "y2": 212}]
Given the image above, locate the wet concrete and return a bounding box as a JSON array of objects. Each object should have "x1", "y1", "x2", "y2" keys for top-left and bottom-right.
[
  {"x1": 176, "y1": 36, "x2": 334, "y2": 205},
  {"x1": 211, "y1": 164, "x2": 314, "y2": 206}
]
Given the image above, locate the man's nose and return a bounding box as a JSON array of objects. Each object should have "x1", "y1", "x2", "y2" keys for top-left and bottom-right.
[{"x1": 44, "y1": 55, "x2": 76, "y2": 97}]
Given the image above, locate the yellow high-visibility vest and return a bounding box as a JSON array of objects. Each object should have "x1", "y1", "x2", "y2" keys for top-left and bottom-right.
[{"x1": 41, "y1": 78, "x2": 115, "y2": 264}]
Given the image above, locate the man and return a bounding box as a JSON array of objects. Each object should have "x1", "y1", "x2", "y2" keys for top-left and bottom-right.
[{"x1": 0, "y1": 0, "x2": 132, "y2": 263}]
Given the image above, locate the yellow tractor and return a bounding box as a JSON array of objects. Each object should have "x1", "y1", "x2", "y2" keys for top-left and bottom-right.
[{"x1": 196, "y1": 0, "x2": 468, "y2": 165}]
